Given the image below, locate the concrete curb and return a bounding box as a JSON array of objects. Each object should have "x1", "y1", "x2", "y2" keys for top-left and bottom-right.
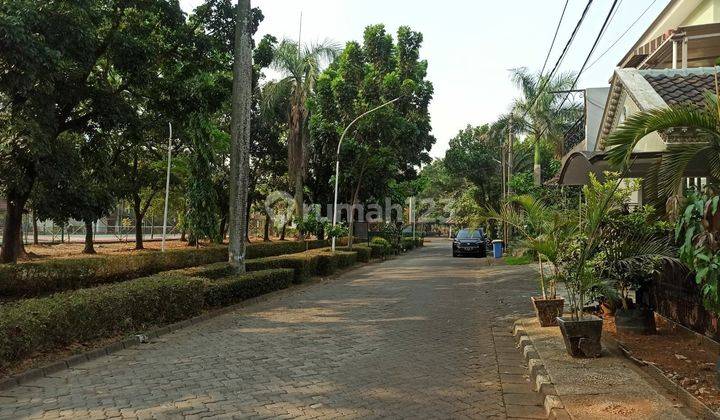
[
  {"x1": 513, "y1": 321, "x2": 571, "y2": 420},
  {"x1": 603, "y1": 334, "x2": 720, "y2": 419},
  {"x1": 0, "y1": 255, "x2": 393, "y2": 392}
]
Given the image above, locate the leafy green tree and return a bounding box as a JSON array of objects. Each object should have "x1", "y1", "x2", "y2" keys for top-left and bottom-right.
[
  {"x1": 0, "y1": 0, "x2": 191, "y2": 261},
  {"x1": 444, "y1": 124, "x2": 502, "y2": 207},
  {"x1": 185, "y1": 114, "x2": 220, "y2": 245},
  {"x1": 310, "y1": 25, "x2": 435, "y2": 238}
]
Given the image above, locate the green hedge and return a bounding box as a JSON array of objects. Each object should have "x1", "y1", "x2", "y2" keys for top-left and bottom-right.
[
  {"x1": 401, "y1": 238, "x2": 416, "y2": 251},
  {"x1": 246, "y1": 253, "x2": 320, "y2": 284},
  {"x1": 337, "y1": 245, "x2": 371, "y2": 262},
  {"x1": 166, "y1": 247, "x2": 364, "y2": 286},
  {"x1": 0, "y1": 247, "x2": 227, "y2": 299},
  {"x1": 0, "y1": 275, "x2": 205, "y2": 366},
  {"x1": 0, "y1": 240, "x2": 330, "y2": 299},
  {"x1": 370, "y1": 237, "x2": 392, "y2": 258},
  {"x1": 245, "y1": 239, "x2": 328, "y2": 259},
  {"x1": 203, "y1": 269, "x2": 293, "y2": 307},
  {"x1": 317, "y1": 250, "x2": 357, "y2": 275}
]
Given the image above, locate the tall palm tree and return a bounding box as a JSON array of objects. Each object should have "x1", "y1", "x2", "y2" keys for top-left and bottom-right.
[
  {"x1": 268, "y1": 40, "x2": 338, "y2": 230},
  {"x1": 510, "y1": 68, "x2": 581, "y2": 185},
  {"x1": 606, "y1": 93, "x2": 720, "y2": 208}
]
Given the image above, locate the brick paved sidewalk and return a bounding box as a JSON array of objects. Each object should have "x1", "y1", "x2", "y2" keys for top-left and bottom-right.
[{"x1": 0, "y1": 241, "x2": 544, "y2": 419}]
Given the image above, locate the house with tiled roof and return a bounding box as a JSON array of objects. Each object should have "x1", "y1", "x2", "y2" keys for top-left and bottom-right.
[{"x1": 555, "y1": 0, "x2": 720, "y2": 205}]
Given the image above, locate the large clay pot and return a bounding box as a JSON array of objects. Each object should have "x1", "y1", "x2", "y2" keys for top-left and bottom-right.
[
  {"x1": 531, "y1": 297, "x2": 564, "y2": 327},
  {"x1": 615, "y1": 307, "x2": 656, "y2": 335},
  {"x1": 557, "y1": 315, "x2": 603, "y2": 358}
]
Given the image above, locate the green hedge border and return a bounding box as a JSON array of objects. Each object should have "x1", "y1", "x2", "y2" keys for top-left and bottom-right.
[
  {"x1": 0, "y1": 243, "x2": 392, "y2": 368},
  {"x1": 0, "y1": 240, "x2": 329, "y2": 299},
  {"x1": 0, "y1": 268, "x2": 296, "y2": 367}
]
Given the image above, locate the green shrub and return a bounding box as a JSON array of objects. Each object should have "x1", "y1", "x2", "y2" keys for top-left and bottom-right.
[
  {"x1": 316, "y1": 250, "x2": 357, "y2": 275},
  {"x1": 246, "y1": 253, "x2": 320, "y2": 284},
  {"x1": 0, "y1": 247, "x2": 227, "y2": 298},
  {"x1": 401, "y1": 238, "x2": 416, "y2": 251},
  {"x1": 0, "y1": 275, "x2": 205, "y2": 366},
  {"x1": 203, "y1": 269, "x2": 293, "y2": 307},
  {"x1": 0, "y1": 240, "x2": 330, "y2": 299},
  {"x1": 163, "y1": 261, "x2": 236, "y2": 280},
  {"x1": 370, "y1": 237, "x2": 392, "y2": 258},
  {"x1": 337, "y1": 245, "x2": 371, "y2": 262}
]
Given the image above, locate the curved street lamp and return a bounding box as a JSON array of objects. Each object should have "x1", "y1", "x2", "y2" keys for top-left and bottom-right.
[{"x1": 331, "y1": 97, "x2": 401, "y2": 252}]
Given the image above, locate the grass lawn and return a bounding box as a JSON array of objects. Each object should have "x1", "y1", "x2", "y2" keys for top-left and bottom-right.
[{"x1": 504, "y1": 255, "x2": 533, "y2": 265}]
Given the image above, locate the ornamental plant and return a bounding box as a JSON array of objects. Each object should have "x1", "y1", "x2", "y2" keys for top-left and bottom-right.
[{"x1": 675, "y1": 192, "x2": 720, "y2": 311}]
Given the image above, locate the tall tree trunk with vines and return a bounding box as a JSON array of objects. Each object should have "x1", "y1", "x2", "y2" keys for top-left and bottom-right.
[{"x1": 228, "y1": 0, "x2": 252, "y2": 272}]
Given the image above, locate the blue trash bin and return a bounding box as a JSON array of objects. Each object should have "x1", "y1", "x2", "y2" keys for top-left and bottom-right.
[{"x1": 492, "y1": 240, "x2": 504, "y2": 259}]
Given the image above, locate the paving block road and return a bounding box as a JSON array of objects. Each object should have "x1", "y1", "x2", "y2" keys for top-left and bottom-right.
[{"x1": 0, "y1": 240, "x2": 546, "y2": 419}]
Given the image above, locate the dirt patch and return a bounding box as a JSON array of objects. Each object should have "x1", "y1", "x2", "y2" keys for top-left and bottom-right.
[
  {"x1": 604, "y1": 314, "x2": 720, "y2": 411},
  {"x1": 15, "y1": 236, "x2": 282, "y2": 262}
]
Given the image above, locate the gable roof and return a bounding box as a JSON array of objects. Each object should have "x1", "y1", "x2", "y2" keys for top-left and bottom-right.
[{"x1": 596, "y1": 67, "x2": 717, "y2": 149}]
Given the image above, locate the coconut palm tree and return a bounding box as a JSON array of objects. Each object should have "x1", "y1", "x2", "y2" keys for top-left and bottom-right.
[
  {"x1": 606, "y1": 93, "x2": 720, "y2": 205},
  {"x1": 267, "y1": 40, "x2": 339, "y2": 231},
  {"x1": 510, "y1": 68, "x2": 582, "y2": 185}
]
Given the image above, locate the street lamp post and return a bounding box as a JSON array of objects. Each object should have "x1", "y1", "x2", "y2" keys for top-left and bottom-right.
[
  {"x1": 331, "y1": 97, "x2": 401, "y2": 252},
  {"x1": 161, "y1": 122, "x2": 173, "y2": 252}
]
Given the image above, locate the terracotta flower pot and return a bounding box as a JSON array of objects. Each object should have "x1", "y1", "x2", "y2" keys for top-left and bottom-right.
[
  {"x1": 531, "y1": 296, "x2": 564, "y2": 327},
  {"x1": 557, "y1": 315, "x2": 603, "y2": 358}
]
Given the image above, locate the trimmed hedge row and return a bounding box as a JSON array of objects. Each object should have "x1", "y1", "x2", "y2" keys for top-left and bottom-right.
[
  {"x1": 203, "y1": 269, "x2": 294, "y2": 307},
  {"x1": 0, "y1": 275, "x2": 205, "y2": 366},
  {"x1": 337, "y1": 245, "x2": 371, "y2": 262},
  {"x1": 0, "y1": 240, "x2": 330, "y2": 299},
  {"x1": 0, "y1": 268, "x2": 296, "y2": 367},
  {"x1": 177, "y1": 247, "x2": 365, "y2": 285}
]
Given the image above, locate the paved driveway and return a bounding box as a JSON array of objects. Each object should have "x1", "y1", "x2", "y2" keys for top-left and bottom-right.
[{"x1": 0, "y1": 241, "x2": 545, "y2": 419}]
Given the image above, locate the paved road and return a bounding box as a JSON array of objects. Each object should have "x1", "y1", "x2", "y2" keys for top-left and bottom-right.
[{"x1": 0, "y1": 241, "x2": 546, "y2": 419}]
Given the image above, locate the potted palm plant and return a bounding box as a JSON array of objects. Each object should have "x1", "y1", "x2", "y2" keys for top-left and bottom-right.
[
  {"x1": 595, "y1": 208, "x2": 678, "y2": 335},
  {"x1": 490, "y1": 196, "x2": 575, "y2": 327},
  {"x1": 555, "y1": 174, "x2": 628, "y2": 358}
]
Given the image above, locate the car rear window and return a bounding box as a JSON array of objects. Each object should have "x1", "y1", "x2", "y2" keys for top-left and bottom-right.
[{"x1": 457, "y1": 229, "x2": 483, "y2": 239}]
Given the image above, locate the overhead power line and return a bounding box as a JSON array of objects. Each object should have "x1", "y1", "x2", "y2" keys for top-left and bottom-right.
[
  {"x1": 516, "y1": 0, "x2": 594, "y2": 126},
  {"x1": 539, "y1": 0, "x2": 570, "y2": 78},
  {"x1": 586, "y1": 0, "x2": 659, "y2": 71},
  {"x1": 538, "y1": 0, "x2": 622, "y2": 145}
]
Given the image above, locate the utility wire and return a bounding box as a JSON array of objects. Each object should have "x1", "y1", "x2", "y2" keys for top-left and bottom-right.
[
  {"x1": 516, "y1": 0, "x2": 594, "y2": 126},
  {"x1": 586, "y1": 0, "x2": 659, "y2": 71},
  {"x1": 539, "y1": 0, "x2": 570, "y2": 78},
  {"x1": 538, "y1": 0, "x2": 622, "y2": 146}
]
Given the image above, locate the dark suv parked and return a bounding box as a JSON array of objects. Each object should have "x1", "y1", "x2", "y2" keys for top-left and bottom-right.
[{"x1": 452, "y1": 228, "x2": 486, "y2": 258}]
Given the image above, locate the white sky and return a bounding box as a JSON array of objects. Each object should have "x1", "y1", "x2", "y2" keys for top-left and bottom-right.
[{"x1": 180, "y1": 0, "x2": 671, "y2": 159}]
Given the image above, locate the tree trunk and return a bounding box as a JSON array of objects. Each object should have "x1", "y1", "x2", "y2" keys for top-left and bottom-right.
[
  {"x1": 533, "y1": 140, "x2": 542, "y2": 186},
  {"x1": 294, "y1": 173, "x2": 304, "y2": 240},
  {"x1": 263, "y1": 213, "x2": 271, "y2": 241},
  {"x1": 227, "y1": 0, "x2": 252, "y2": 273},
  {"x1": 245, "y1": 198, "x2": 252, "y2": 242},
  {"x1": 218, "y1": 215, "x2": 227, "y2": 244},
  {"x1": 83, "y1": 219, "x2": 96, "y2": 254},
  {"x1": 133, "y1": 197, "x2": 144, "y2": 250},
  {"x1": 61, "y1": 225, "x2": 65, "y2": 243},
  {"x1": 280, "y1": 221, "x2": 287, "y2": 240},
  {"x1": 1, "y1": 193, "x2": 28, "y2": 263},
  {"x1": 32, "y1": 211, "x2": 39, "y2": 245}
]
